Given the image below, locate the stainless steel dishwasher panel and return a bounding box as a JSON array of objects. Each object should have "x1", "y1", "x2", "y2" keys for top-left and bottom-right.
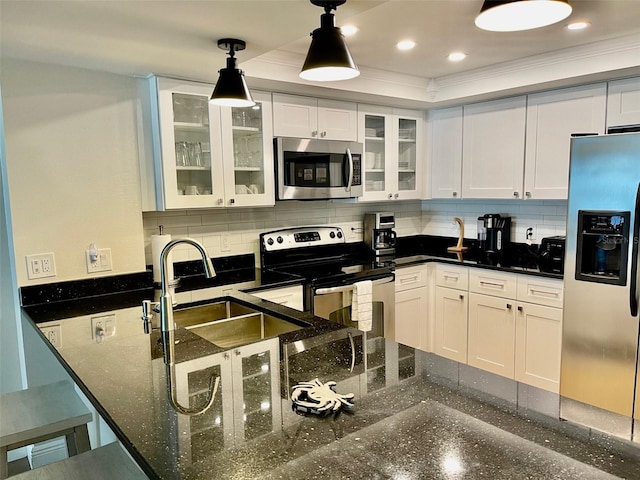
[{"x1": 312, "y1": 275, "x2": 395, "y2": 340}]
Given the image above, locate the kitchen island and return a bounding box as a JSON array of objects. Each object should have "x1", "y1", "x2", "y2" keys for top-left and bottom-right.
[{"x1": 22, "y1": 290, "x2": 639, "y2": 479}]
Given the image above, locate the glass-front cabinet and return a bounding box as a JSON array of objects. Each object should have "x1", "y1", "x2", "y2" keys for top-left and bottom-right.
[
  {"x1": 153, "y1": 77, "x2": 274, "y2": 209},
  {"x1": 358, "y1": 105, "x2": 423, "y2": 202}
]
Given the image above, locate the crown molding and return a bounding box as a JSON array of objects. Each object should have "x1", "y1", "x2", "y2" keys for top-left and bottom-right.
[{"x1": 244, "y1": 33, "x2": 640, "y2": 108}]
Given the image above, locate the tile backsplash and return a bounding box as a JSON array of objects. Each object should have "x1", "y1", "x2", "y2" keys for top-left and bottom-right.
[{"x1": 142, "y1": 199, "x2": 567, "y2": 265}]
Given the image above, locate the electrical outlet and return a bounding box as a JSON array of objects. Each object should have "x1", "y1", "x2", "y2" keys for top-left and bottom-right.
[
  {"x1": 221, "y1": 233, "x2": 231, "y2": 252},
  {"x1": 86, "y1": 248, "x2": 112, "y2": 273},
  {"x1": 91, "y1": 314, "x2": 116, "y2": 342},
  {"x1": 41, "y1": 325, "x2": 61, "y2": 348},
  {"x1": 26, "y1": 253, "x2": 56, "y2": 279}
]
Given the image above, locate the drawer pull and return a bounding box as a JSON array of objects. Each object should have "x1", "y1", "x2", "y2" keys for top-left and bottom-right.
[
  {"x1": 479, "y1": 280, "x2": 506, "y2": 290},
  {"x1": 400, "y1": 275, "x2": 419, "y2": 284},
  {"x1": 444, "y1": 274, "x2": 459, "y2": 281},
  {"x1": 529, "y1": 288, "x2": 560, "y2": 298}
]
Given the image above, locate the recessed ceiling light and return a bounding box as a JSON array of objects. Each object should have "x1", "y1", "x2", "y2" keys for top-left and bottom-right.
[
  {"x1": 567, "y1": 21, "x2": 590, "y2": 31},
  {"x1": 396, "y1": 40, "x2": 416, "y2": 51},
  {"x1": 448, "y1": 52, "x2": 467, "y2": 62},
  {"x1": 340, "y1": 25, "x2": 358, "y2": 36}
]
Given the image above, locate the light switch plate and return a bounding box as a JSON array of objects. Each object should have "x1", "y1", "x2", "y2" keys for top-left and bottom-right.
[{"x1": 86, "y1": 248, "x2": 112, "y2": 273}]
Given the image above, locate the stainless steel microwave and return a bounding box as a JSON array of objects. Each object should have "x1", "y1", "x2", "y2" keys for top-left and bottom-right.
[{"x1": 275, "y1": 137, "x2": 363, "y2": 200}]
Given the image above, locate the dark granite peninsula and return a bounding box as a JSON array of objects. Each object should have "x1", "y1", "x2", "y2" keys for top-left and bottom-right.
[{"x1": 23, "y1": 291, "x2": 640, "y2": 480}]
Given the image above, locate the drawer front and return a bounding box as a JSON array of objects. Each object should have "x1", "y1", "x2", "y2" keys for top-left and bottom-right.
[
  {"x1": 395, "y1": 265, "x2": 428, "y2": 292},
  {"x1": 516, "y1": 276, "x2": 563, "y2": 308},
  {"x1": 435, "y1": 264, "x2": 469, "y2": 291},
  {"x1": 469, "y1": 269, "x2": 517, "y2": 298}
]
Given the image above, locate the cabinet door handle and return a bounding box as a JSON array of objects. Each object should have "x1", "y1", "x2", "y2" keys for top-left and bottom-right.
[
  {"x1": 517, "y1": 305, "x2": 523, "y2": 312},
  {"x1": 229, "y1": 198, "x2": 235, "y2": 205},
  {"x1": 479, "y1": 280, "x2": 505, "y2": 290},
  {"x1": 452, "y1": 191, "x2": 458, "y2": 197},
  {"x1": 506, "y1": 303, "x2": 512, "y2": 310},
  {"x1": 312, "y1": 130, "x2": 318, "y2": 137},
  {"x1": 513, "y1": 192, "x2": 519, "y2": 198},
  {"x1": 394, "y1": 193, "x2": 399, "y2": 199},
  {"x1": 321, "y1": 131, "x2": 327, "y2": 137},
  {"x1": 388, "y1": 193, "x2": 393, "y2": 199},
  {"x1": 235, "y1": 349, "x2": 241, "y2": 356},
  {"x1": 459, "y1": 294, "x2": 464, "y2": 300},
  {"x1": 525, "y1": 191, "x2": 531, "y2": 198}
]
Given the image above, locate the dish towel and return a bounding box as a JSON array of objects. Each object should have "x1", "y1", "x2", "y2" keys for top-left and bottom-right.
[{"x1": 351, "y1": 280, "x2": 373, "y2": 332}]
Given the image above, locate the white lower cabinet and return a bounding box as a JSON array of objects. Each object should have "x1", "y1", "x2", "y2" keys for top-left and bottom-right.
[
  {"x1": 434, "y1": 286, "x2": 468, "y2": 363},
  {"x1": 431, "y1": 263, "x2": 563, "y2": 393},
  {"x1": 467, "y1": 292, "x2": 516, "y2": 378},
  {"x1": 395, "y1": 265, "x2": 428, "y2": 351},
  {"x1": 514, "y1": 301, "x2": 562, "y2": 393},
  {"x1": 251, "y1": 284, "x2": 304, "y2": 311}
]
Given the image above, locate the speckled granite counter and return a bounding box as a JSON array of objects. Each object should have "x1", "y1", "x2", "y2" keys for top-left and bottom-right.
[{"x1": 23, "y1": 291, "x2": 639, "y2": 479}]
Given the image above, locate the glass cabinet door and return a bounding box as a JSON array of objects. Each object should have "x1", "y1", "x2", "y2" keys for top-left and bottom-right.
[
  {"x1": 172, "y1": 93, "x2": 213, "y2": 198},
  {"x1": 222, "y1": 91, "x2": 274, "y2": 208},
  {"x1": 364, "y1": 113, "x2": 387, "y2": 194},
  {"x1": 156, "y1": 78, "x2": 224, "y2": 209},
  {"x1": 397, "y1": 116, "x2": 417, "y2": 193}
]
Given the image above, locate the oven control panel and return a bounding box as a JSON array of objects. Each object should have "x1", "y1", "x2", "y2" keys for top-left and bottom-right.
[{"x1": 261, "y1": 226, "x2": 345, "y2": 251}]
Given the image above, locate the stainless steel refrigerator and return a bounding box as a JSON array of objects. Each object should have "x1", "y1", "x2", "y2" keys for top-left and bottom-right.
[{"x1": 560, "y1": 131, "x2": 640, "y2": 441}]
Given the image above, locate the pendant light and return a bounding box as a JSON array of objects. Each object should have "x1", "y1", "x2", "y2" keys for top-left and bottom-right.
[
  {"x1": 475, "y1": 0, "x2": 572, "y2": 32},
  {"x1": 300, "y1": 0, "x2": 359, "y2": 82},
  {"x1": 210, "y1": 38, "x2": 255, "y2": 107}
]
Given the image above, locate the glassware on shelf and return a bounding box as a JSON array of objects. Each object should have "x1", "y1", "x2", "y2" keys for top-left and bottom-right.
[{"x1": 175, "y1": 141, "x2": 189, "y2": 166}]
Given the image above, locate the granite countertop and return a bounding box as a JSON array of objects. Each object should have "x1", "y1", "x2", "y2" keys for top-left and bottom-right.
[
  {"x1": 24, "y1": 292, "x2": 638, "y2": 480},
  {"x1": 23, "y1": 293, "x2": 423, "y2": 479}
]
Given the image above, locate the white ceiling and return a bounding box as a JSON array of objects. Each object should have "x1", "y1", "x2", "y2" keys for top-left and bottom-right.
[{"x1": 1, "y1": 1, "x2": 640, "y2": 94}]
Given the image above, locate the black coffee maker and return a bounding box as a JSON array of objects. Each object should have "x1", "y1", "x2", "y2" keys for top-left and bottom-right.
[{"x1": 477, "y1": 214, "x2": 511, "y2": 262}]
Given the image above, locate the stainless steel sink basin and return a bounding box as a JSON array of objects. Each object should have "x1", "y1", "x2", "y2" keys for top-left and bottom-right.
[{"x1": 173, "y1": 300, "x2": 304, "y2": 348}]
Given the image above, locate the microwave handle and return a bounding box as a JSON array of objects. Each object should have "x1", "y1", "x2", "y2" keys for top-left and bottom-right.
[{"x1": 345, "y1": 148, "x2": 354, "y2": 192}]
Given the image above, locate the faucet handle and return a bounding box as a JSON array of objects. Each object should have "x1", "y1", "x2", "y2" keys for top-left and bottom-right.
[{"x1": 141, "y1": 300, "x2": 157, "y2": 334}]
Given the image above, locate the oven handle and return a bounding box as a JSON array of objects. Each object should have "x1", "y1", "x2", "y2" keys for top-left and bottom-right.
[{"x1": 314, "y1": 275, "x2": 394, "y2": 295}]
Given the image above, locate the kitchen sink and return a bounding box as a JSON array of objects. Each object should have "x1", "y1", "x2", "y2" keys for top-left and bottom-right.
[{"x1": 173, "y1": 299, "x2": 305, "y2": 349}]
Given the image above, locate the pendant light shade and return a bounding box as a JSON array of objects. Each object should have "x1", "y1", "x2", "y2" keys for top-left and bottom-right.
[
  {"x1": 210, "y1": 38, "x2": 255, "y2": 107},
  {"x1": 475, "y1": 0, "x2": 572, "y2": 32},
  {"x1": 300, "y1": 0, "x2": 359, "y2": 82}
]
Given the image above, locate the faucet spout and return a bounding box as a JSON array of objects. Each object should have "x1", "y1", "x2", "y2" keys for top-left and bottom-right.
[{"x1": 159, "y1": 238, "x2": 216, "y2": 333}]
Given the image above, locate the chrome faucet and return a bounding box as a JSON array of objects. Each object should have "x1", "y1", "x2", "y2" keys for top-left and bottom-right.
[
  {"x1": 158, "y1": 238, "x2": 216, "y2": 333},
  {"x1": 141, "y1": 237, "x2": 218, "y2": 416}
]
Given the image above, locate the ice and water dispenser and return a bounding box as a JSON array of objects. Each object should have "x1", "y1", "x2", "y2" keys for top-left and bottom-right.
[{"x1": 575, "y1": 211, "x2": 630, "y2": 285}]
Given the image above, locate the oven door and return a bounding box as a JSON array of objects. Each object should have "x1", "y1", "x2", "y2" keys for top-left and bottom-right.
[{"x1": 312, "y1": 274, "x2": 395, "y2": 340}]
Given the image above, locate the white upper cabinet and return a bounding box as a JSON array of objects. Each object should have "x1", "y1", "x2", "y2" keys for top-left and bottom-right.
[
  {"x1": 220, "y1": 91, "x2": 275, "y2": 208},
  {"x1": 358, "y1": 105, "x2": 423, "y2": 202},
  {"x1": 428, "y1": 106, "x2": 463, "y2": 199},
  {"x1": 272, "y1": 93, "x2": 357, "y2": 141},
  {"x1": 461, "y1": 96, "x2": 527, "y2": 199},
  {"x1": 151, "y1": 77, "x2": 274, "y2": 210},
  {"x1": 524, "y1": 83, "x2": 606, "y2": 199},
  {"x1": 606, "y1": 77, "x2": 640, "y2": 129}
]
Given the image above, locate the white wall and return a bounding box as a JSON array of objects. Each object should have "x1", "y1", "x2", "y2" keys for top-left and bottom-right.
[{"x1": 1, "y1": 59, "x2": 146, "y2": 286}]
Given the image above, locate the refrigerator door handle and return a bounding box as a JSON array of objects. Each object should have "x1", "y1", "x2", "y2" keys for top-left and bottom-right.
[{"x1": 629, "y1": 183, "x2": 640, "y2": 317}]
